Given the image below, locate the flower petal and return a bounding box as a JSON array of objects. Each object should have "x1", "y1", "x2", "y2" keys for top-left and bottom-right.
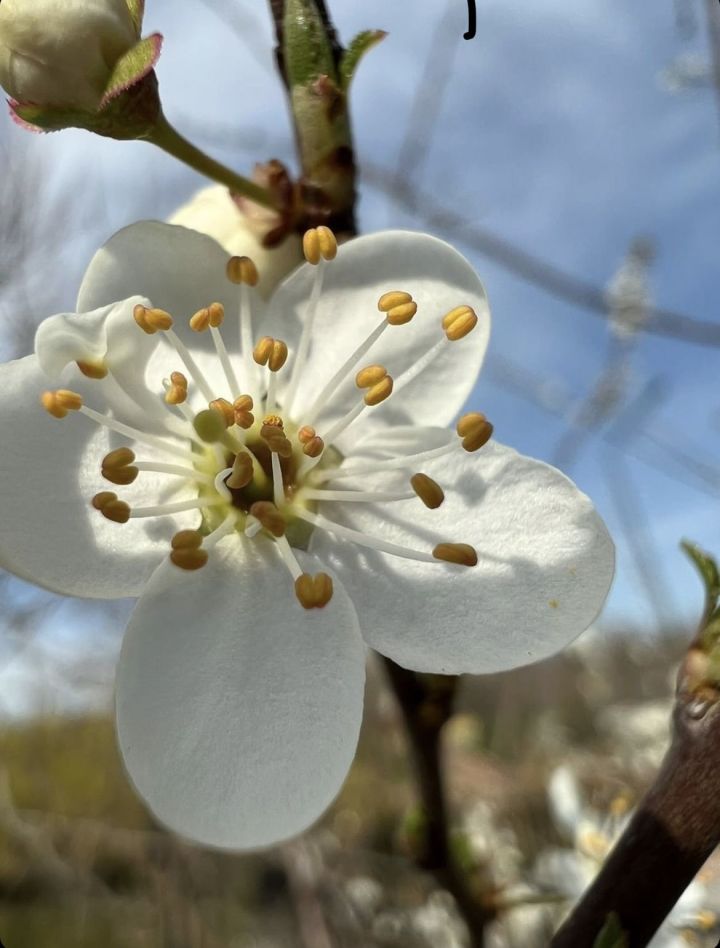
[
  {"x1": 271, "y1": 230, "x2": 489, "y2": 430},
  {"x1": 116, "y1": 536, "x2": 366, "y2": 850},
  {"x1": 0, "y1": 355, "x2": 190, "y2": 598},
  {"x1": 77, "y1": 221, "x2": 264, "y2": 360},
  {"x1": 310, "y1": 441, "x2": 614, "y2": 675}
]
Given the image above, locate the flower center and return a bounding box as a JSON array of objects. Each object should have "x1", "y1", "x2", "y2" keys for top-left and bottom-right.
[{"x1": 41, "y1": 227, "x2": 493, "y2": 608}]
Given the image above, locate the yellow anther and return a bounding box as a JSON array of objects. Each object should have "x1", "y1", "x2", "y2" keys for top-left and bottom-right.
[
  {"x1": 233, "y1": 394, "x2": 255, "y2": 429},
  {"x1": 260, "y1": 424, "x2": 293, "y2": 458},
  {"x1": 609, "y1": 793, "x2": 632, "y2": 818},
  {"x1": 386, "y1": 300, "x2": 417, "y2": 326},
  {"x1": 262, "y1": 414, "x2": 284, "y2": 429},
  {"x1": 378, "y1": 290, "x2": 412, "y2": 313},
  {"x1": 302, "y1": 227, "x2": 336, "y2": 265},
  {"x1": 76, "y1": 360, "x2": 108, "y2": 380},
  {"x1": 410, "y1": 473, "x2": 445, "y2": 509},
  {"x1": 135, "y1": 306, "x2": 173, "y2": 334},
  {"x1": 355, "y1": 364, "x2": 388, "y2": 389},
  {"x1": 189, "y1": 302, "x2": 225, "y2": 332},
  {"x1": 226, "y1": 255, "x2": 259, "y2": 286},
  {"x1": 364, "y1": 375, "x2": 394, "y2": 406},
  {"x1": 193, "y1": 408, "x2": 228, "y2": 443},
  {"x1": 133, "y1": 303, "x2": 152, "y2": 334},
  {"x1": 209, "y1": 397, "x2": 235, "y2": 428},
  {"x1": 433, "y1": 543, "x2": 478, "y2": 567},
  {"x1": 101, "y1": 446, "x2": 138, "y2": 486},
  {"x1": 456, "y1": 412, "x2": 493, "y2": 452},
  {"x1": 443, "y1": 304, "x2": 478, "y2": 341},
  {"x1": 226, "y1": 451, "x2": 254, "y2": 489},
  {"x1": 165, "y1": 371, "x2": 188, "y2": 405},
  {"x1": 303, "y1": 436, "x2": 324, "y2": 458},
  {"x1": 696, "y1": 910, "x2": 718, "y2": 931},
  {"x1": 317, "y1": 226, "x2": 338, "y2": 260},
  {"x1": 170, "y1": 530, "x2": 208, "y2": 571},
  {"x1": 294, "y1": 572, "x2": 334, "y2": 609},
  {"x1": 297, "y1": 425, "x2": 316, "y2": 444},
  {"x1": 253, "y1": 337, "x2": 288, "y2": 372},
  {"x1": 41, "y1": 389, "x2": 83, "y2": 419},
  {"x1": 91, "y1": 491, "x2": 130, "y2": 524},
  {"x1": 249, "y1": 501, "x2": 286, "y2": 537}
]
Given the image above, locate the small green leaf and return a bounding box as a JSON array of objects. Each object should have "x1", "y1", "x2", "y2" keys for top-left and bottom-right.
[
  {"x1": 102, "y1": 34, "x2": 162, "y2": 105},
  {"x1": 339, "y1": 30, "x2": 387, "y2": 91},
  {"x1": 284, "y1": 0, "x2": 337, "y2": 87},
  {"x1": 682, "y1": 539, "x2": 720, "y2": 618},
  {"x1": 593, "y1": 912, "x2": 628, "y2": 948},
  {"x1": 125, "y1": 0, "x2": 145, "y2": 33}
]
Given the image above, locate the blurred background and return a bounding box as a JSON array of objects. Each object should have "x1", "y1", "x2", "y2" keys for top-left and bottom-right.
[{"x1": 0, "y1": 0, "x2": 718, "y2": 944}]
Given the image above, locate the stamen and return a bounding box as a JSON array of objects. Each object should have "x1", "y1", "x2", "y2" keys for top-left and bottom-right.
[
  {"x1": 209, "y1": 398, "x2": 235, "y2": 428},
  {"x1": 41, "y1": 389, "x2": 82, "y2": 419},
  {"x1": 294, "y1": 571, "x2": 334, "y2": 609},
  {"x1": 410, "y1": 473, "x2": 445, "y2": 509},
  {"x1": 298, "y1": 425, "x2": 316, "y2": 444},
  {"x1": 226, "y1": 451, "x2": 254, "y2": 489},
  {"x1": 254, "y1": 337, "x2": 288, "y2": 415},
  {"x1": 306, "y1": 292, "x2": 415, "y2": 425},
  {"x1": 316, "y1": 442, "x2": 455, "y2": 482},
  {"x1": 249, "y1": 501, "x2": 285, "y2": 537},
  {"x1": 74, "y1": 403, "x2": 192, "y2": 461},
  {"x1": 432, "y1": 543, "x2": 478, "y2": 566},
  {"x1": 286, "y1": 227, "x2": 337, "y2": 413},
  {"x1": 128, "y1": 497, "x2": 225, "y2": 519},
  {"x1": 301, "y1": 487, "x2": 415, "y2": 503},
  {"x1": 303, "y1": 435, "x2": 324, "y2": 458},
  {"x1": 261, "y1": 424, "x2": 293, "y2": 458},
  {"x1": 190, "y1": 302, "x2": 241, "y2": 398},
  {"x1": 456, "y1": 412, "x2": 494, "y2": 452},
  {"x1": 76, "y1": 359, "x2": 108, "y2": 380},
  {"x1": 391, "y1": 339, "x2": 446, "y2": 395},
  {"x1": 92, "y1": 491, "x2": 130, "y2": 523},
  {"x1": 275, "y1": 534, "x2": 303, "y2": 580},
  {"x1": 271, "y1": 452, "x2": 285, "y2": 509},
  {"x1": 321, "y1": 372, "x2": 394, "y2": 447},
  {"x1": 304, "y1": 320, "x2": 388, "y2": 425},
  {"x1": 170, "y1": 530, "x2": 208, "y2": 571},
  {"x1": 101, "y1": 446, "x2": 138, "y2": 485},
  {"x1": 133, "y1": 305, "x2": 173, "y2": 334},
  {"x1": 296, "y1": 509, "x2": 439, "y2": 563},
  {"x1": 132, "y1": 462, "x2": 214, "y2": 485},
  {"x1": 227, "y1": 255, "x2": 258, "y2": 395},
  {"x1": 165, "y1": 371, "x2": 188, "y2": 405},
  {"x1": 442, "y1": 305, "x2": 478, "y2": 341},
  {"x1": 233, "y1": 394, "x2": 255, "y2": 429},
  {"x1": 355, "y1": 364, "x2": 387, "y2": 389},
  {"x1": 204, "y1": 513, "x2": 238, "y2": 549},
  {"x1": 244, "y1": 515, "x2": 263, "y2": 538}
]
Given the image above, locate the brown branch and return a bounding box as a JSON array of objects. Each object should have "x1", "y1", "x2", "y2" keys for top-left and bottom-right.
[
  {"x1": 382, "y1": 659, "x2": 495, "y2": 948},
  {"x1": 550, "y1": 663, "x2": 720, "y2": 947}
]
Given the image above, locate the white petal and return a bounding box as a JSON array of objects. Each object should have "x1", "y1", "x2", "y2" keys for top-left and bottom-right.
[
  {"x1": 0, "y1": 355, "x2": 193, "y2": 598},
  {"x1": 116, "y1": 537, "x2": 365, "y2": 850},
  {"x1": 271, "y1": 230, "x2": 489, "y2": 430},
  {"x1": 310, "y1": 441, "x2": 614, "y2": 675},
  {"x1": 76, "y1": 221, "x2": 272, "y2": 382}
]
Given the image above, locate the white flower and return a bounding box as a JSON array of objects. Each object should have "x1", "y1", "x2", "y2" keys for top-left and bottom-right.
[
  {"x1": 0, "y1": 222, "x2": 614, "y2": 850},
  {"x1": 169, "y1": 185, "x2": 303, "y2": 298},
  {"x1": 0, "y1": 0, "x2": 138, "y2": 110}
]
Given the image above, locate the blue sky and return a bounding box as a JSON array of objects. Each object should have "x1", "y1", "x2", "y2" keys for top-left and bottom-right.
[{"x1": 1, "y1": 0, "x2": 719, "y2": 709}]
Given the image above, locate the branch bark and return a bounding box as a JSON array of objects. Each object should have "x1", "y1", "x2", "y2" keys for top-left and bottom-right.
[
  {"x1": 551, "y1": 665, "x2": 720, "y2": 947},
  {"x1": 382, "y1": 659, "x2": 495, "y2": 948}
]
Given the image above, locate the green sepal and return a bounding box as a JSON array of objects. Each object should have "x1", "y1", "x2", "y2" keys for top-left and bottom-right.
[
  {"x1": 284, "y1": 0, "x2": 337, "y2": 86},
  {"x1": 593, "y1": 913, "x2": 628, "y2": 948},
  {"x1": 125, "y1": 0, "x2": 145, "y2": 33},
  {"x1": 682, "y1": 540, "x2": 720, "y2": 603},
  {"x1": 339, "y1": 30, "x2": 387, "y2": 91},
  {"x1": 102, "y1": 34, "x2": 162, "y2": 105}
]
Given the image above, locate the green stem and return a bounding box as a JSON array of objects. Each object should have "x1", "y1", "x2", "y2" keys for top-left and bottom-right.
[{"x1": 148, "y1": 116, "x2": 278, "y2": 210}]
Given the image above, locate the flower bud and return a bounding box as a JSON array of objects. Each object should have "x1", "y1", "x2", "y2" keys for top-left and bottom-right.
[
  {"x1": 0, "y1": 0, "x2": 139, "y2": 110},
  {"x1": 169, "y1": 184, "x2": 304, "y2": 299}
]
